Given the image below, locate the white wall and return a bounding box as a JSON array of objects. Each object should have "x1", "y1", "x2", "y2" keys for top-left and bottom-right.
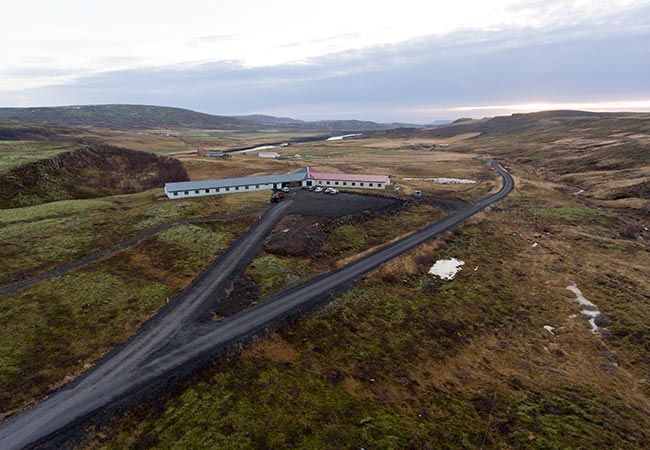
[
  {"x1": 302, "y1": 178, "x2": 387, "y2": 190},
  {"x1": 166, "y1": 182, "x2": 276, "y2": 199}
]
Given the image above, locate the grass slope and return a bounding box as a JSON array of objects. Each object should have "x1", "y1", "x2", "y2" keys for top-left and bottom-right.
[{"x1": 0, "y1": 144, "x2": 188, "y2": 208}]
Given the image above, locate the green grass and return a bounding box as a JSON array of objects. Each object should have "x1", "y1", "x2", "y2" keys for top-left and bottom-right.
[
  {"x1": 0, "y1": 189, "x2": 268, "y2": 285},
  {"x1": 244, "y1": 205, "x2": 443, "y2": 300},
  {"x1": 0, "y1": 217, "x2": 254, "y2": 414},
  {"x1": 0, "y1": 140, "x2": 82, "y2": 172},
  {"x1": 532, "y1": 205, "x2": 616, "y2": 225},
  {"x1": 92, "y1": 224, "x2": 525, "y2": 448},
  {"x1": 94, "y1": 213, "x2": 650, "y2": 449}
]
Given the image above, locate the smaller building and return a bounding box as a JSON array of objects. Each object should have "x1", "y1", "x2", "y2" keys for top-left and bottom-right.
[
  {"x1": 302, "y1": 168, "x2": 390, "y2": 190},
  {"x1": 258, "y1": 151, "x2": 279, "y2": 159},
  {"x1": 197, "y1": 148, "x2": 226, "y2": 158}
]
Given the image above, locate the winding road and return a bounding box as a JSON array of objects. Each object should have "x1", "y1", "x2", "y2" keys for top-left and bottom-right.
[{"x1": 0, "y1": 161, "x2": 513, "y2": 449}]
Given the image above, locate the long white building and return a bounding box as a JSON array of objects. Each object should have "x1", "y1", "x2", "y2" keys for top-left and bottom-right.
[{"x1": 164, "y1": 167, "x2": 390, "y2": 199}]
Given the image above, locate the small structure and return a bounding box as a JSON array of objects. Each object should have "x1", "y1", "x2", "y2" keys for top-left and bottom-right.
[
  {"x1": 197, "y1": 148, "x2": 226, "y2": 158},
  {"x1": 258, "y1": 151, "x2": 279, "y2": 159}
]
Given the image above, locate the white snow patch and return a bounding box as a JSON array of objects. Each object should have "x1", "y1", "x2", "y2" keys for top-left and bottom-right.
[
  {"x1": 282, "y1": 229, "x2": 290, "y2": 233},
  {"x1": 567, "y1": 284, "x2": 601, "y2": 333},
  {"x1": 532, "y1": 242, "x2": 539, "y2": 248},
  {"x1": 543, "y1": 325, "x2": 555, "y2": 335},
  {"x1": 573, "y1": 189, "x2": 585, "y2": 195},
  {"x1": 327, "y1": 133, "x2": 362, "y2": 141},
  {"x1": 429, "y1": 258, "x2": 465, "y2": 280},
  {"x1": 402, "y1": 177, "x2": 476, "y2": 184}
]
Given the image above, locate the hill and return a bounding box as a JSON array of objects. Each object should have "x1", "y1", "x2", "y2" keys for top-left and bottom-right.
[
  {"x1": 381, "y1": 110, "x2": 650, "y2": 209},
  {"x1": 0, "y1": 145, "x2": 188, "y2": 208},
  {"x1": 0, "y1": 105, "x2": 402, "y2": 132}
]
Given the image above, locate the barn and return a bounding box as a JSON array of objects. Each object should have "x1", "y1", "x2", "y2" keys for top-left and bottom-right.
[{"x1": 164, "y1": 167, "x2": 390, "y2": 199}]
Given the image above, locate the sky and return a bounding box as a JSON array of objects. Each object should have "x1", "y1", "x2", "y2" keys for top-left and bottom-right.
[{"x1": 1, "y1": 0, "x2": 649, "y2": 122}]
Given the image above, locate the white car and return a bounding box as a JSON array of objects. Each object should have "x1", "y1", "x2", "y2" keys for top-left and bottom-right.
[
  {"x1": 328, "y1": 188, "x2": 338, "y2": 195},
  {"x1": 314, "y1": 187, "x2": 323, "y2": 193},
  {"x1": 281, "y1": 187, "x2": 290, "y2": 193},
  {"x1": 323, "y1": 188, "x2": 333, "y2": 194}
]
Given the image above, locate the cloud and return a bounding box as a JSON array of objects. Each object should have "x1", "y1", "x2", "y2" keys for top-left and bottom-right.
[{"x1": 2, "y1": 2, "x2": 649, "y2": 122}]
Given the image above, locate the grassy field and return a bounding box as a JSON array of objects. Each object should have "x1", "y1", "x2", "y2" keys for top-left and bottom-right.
[
  {"x1": 0, "y1": 211, "x2": 257, "y2": 415},
  {"x1": 0, "y1": 189, "x2": 269, "y2": 285},
  {"x1": 89, "y1": 162, "x2": 650, "y2": 448},
  {"x1": 2, "y1": 113, "x2": 649, "y2": 447},
  {"x1": 0, "y1": 140, "x2": 83, "y2": 172}
]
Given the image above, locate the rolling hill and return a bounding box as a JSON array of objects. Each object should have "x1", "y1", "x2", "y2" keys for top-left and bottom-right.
[{"x1": 0, "y1": 105, "x2": 403, "y2": 132}]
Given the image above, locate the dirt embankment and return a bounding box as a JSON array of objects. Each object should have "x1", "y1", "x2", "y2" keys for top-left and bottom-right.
[{"x1": 0, "y1": 145, "x2": 188, "y2": 208}]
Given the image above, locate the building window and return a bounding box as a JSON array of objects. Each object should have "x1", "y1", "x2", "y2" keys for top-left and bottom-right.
[
  {"x1": 256, "y1": 184, "x2": 260, "y2": 188},
  {"x1": 216, "y1": 188, "x2": 220, "y2": 192},
  {"x1": 173, "y1": 192, "x2": 178, "y2": 196},
  {"x1": 235, "y1": 186, "x2": 240, "y2": 190},
  {"x1": 184, "y1": 191, "x2": 189, "y2": 195},
  {"x1": 335, "y1": 181, "x2": 339, "y2": 185},
  {"x1": 225, "y1": 187, "x2": 230, "y2": 192},
  {"x1": 245, "y1": 185, "x2": 250, "y2": 190},
  {"x1": 352, "y1": 182, "x2": 356, "y2": 186},
  {"x1": 369, "y1": 183, "x2": 373, "y2": 187},
  {"x1": 205, "y1": 189, "x2": 209, "y2": 193},
  {"x1": 360, "y1": 183, "x2": 364, "y2": 186},
  {"x1": 343, "y1": 182, "x2": 347, "y2": 186},
  {"x1": 195, "y1": 190, "x2": 199, "y2": 194},
  {"x1": 326, "y1": 181, "x2": 330, "y2": 185}
]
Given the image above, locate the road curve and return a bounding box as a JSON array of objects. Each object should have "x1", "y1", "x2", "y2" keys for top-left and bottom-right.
[{"x1": 0, "y1": 161, "x2": 513, "y2": 449}]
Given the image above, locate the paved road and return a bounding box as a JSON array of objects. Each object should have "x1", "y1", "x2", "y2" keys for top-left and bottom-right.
[
  {"x1": 0, "y1": 161, "x2": 513, "y2": 449},
  {"x1": 0, "y1": 208, "x2": 264, "y2": 297}
]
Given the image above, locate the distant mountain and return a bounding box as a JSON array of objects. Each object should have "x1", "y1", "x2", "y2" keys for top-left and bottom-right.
[
  {"x1": 429, "y1": 120, "x2": 454, "y2": 126},
  {"x1": 0, "y1": 105, "x2": 404, "y2": 132}
]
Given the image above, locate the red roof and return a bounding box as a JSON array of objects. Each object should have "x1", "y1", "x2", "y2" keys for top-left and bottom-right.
[{"x1": 307, "y1": 167, "x2": 389, "y2": 183}]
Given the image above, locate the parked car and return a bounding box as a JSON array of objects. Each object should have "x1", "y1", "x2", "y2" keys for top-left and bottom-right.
[
  {"x1": 270, "y1": 193, "x2": 281, "y2": 203},
  {"x1": 277, "y1": 192, "x2": 285, "y2": 198},
  {"x1": 314, "y1": 187, "x2": 323, "y2": 193},
  {"x1": 281, "y1": 187, "x2": 290, "y2": 193},
  {"x1": 329, "y1": 189, "x2": 339, "y2": 195},
  {"x1": 307, "y1": 186, "x2": 314, "y2": 191},
  {"x1": 324, "y1": 188, "x2": 333, "y2": 194}
]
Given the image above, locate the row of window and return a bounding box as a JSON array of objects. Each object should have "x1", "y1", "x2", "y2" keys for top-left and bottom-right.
[
  {"x1": 171, "y1": 184, "x2": 270, "y2": 196},
  {"x1": 318, "y1": 180, "x2": 379, "y2": 187}
]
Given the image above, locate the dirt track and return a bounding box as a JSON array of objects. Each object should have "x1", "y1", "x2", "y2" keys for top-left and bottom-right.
[{"x1": 0, "y1": 162, "x2": 512, "y2": 449}]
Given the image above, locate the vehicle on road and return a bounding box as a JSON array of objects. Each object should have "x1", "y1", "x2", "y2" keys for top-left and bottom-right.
[
  {"x1": 270, "y1": 193, "x2": 281, "y2": 203},
  {"x1": 329, "y1": 188, "x2": 339, "y2": 195},
  {"x1": 281, "y1": 187, "x2": 290, "y2": 193},
  {"x1": 324, "y1": 188, "x2": 333, "y2": 194},
  {"x1": 314, "y1": 187, "x2": 323, "y2": 193}
]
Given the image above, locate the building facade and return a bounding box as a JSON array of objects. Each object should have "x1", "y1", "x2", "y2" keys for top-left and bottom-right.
[
  {"x1": 164, "y1": 167, "x2": 390, "y2": 199},
  {"x1": 302, "y1": 167, "x2": 390, "y2": 190}
]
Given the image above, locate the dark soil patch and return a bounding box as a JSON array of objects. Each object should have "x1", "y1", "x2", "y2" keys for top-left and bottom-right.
[{"x1": 212, "y1": 276, "x2": 260, "y2": 318}]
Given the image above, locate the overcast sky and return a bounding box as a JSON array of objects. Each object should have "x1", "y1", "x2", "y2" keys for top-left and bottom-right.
[{"x1": 1, "y1": 0, "x2": 649, "y2": 122}]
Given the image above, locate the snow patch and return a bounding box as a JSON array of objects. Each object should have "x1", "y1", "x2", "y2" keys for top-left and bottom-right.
[
  {"x1": 402, "y1": 177, "x2": 476, "y2": 184},
  {"x1": 567, "y1": 284, "x2": 601, "y2": 333},
  {"x1": 543, "y1": 325, "x2": 555, "y2": 335},
  {"x1": 429, "y1": 258, "x2": 465, "y2": 280},
  {"x1": 573, "y1": 189, "x2": 585, "y2": 195},
  {"x1": 532, "y1": 242, "x2": 539, "y2": 248},
  {"x1": 327, "y1": 133, "x2": 362, "y2": 141}
]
